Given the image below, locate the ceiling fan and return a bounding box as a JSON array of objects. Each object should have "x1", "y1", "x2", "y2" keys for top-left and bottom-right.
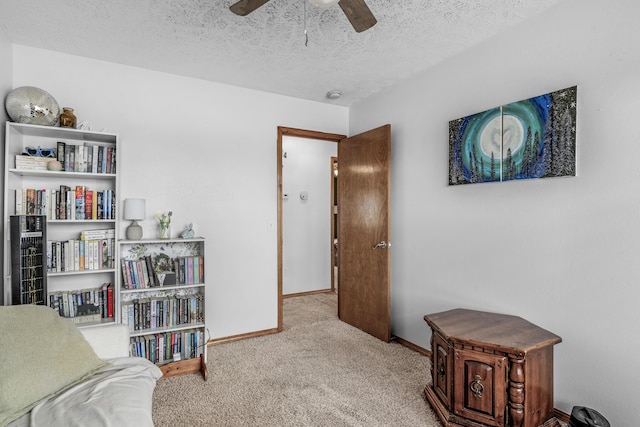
[{"x1": 230, "y1": 0, "x2": 377, "y2": 33}]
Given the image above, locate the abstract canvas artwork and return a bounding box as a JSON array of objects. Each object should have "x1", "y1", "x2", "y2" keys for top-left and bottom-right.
[{"x1": 449, "y1": 86, "x2": 577, "y2": 185}]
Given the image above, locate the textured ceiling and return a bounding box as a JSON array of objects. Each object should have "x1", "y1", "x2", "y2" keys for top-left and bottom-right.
[{"x1": 0, "y1": 0, "x2": 561, "y2": 106}]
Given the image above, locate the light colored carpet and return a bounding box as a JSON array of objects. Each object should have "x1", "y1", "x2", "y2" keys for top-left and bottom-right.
[{"x1": 152, "y1": 292, "x2": 440, "y2": 426}]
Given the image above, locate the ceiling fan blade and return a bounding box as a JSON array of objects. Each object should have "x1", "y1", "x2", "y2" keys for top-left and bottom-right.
[
  {"x1": 229, "y1": 0, "x2": 271, "y2": 16},
  {"x1": 338, "y1": 0, "x2": 377, "y2": 33}
]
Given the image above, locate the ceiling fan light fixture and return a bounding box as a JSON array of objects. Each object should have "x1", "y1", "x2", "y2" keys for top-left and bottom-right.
[
  {"x1": 326, "y1": 90, "x2": 342, "y2": 100},
  {"x1": 309, "y1": 0, "x2": 340, "y2": 8}
]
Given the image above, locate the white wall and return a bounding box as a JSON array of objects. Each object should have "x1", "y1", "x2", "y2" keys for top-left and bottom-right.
[
  {"x1": 10, "y1": 45, "x2": 349, "y2": 338},
  {"x1": 350, "y1": 0, "x2": 640, "y2": 424},
  {"x1": 0, "y1": 28, "x2": 10, "y2": 119},
  {"x1": 0, "y1": 27, "x2": 12, "y2": 305},
  {"x1": 282, "y1": 136, "x2": 336, "y2": 294}
]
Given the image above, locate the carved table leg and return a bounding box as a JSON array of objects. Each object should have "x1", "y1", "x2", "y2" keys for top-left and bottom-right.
[{"x1": 508, "y1": 357, "x2": 525, "y2": 427}]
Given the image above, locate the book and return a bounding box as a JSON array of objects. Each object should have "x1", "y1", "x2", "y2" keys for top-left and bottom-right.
[
  {"x1": 75, "y1": 185, "x2": 86, "y2": 220},
  {"x1": 187, "y1": 257, "x2": 194, "y2": 284},
  {"x1": 56, "y1": 141, "x2": 66, "y2": 168},
  {"x1": 77, "y1": 145, "x2": 86, "y2": 172},
  {"x1": 106, "y1": 147, "x2": 112, "y2": 174},
  {"x1": 137, "y1": 260, "x2": 149, "y2": 288},
  {"x1": 58, "y1": 185, "x2": 71, "y2": 219},
  {"x1": 85, "y1": 190, "x2": 94, "y2": 220},
  {"x1": 106, "y1": 283, "x2": 114, "y2": 318},
  {"x1": 73, "y1": 239, "x2": 80, "y2": 271},
  {"x1": 80, "y1": 228, "x2": 115, "y2": 240},
  {"x1": 78, "y1": 239, "x2": 85, "y2": 270},
  {"x1": 97, "y1": 146, "x2": 104, "y2": 174},
  {"x1": 15, "y1": 190, "x2": 23, "y2": 215},
  {"x1": 68, "y1": 145, "x2": 75, "y2": 172},
  {"x1": 193, "y1": 257, "x2": 200, "y2": 284},
  {"x1": 85, "y1": 144, "x2": 93, "y2": 173},
  {"x1": 144, "y1": 255, "x2": 156, "y2": 287}
]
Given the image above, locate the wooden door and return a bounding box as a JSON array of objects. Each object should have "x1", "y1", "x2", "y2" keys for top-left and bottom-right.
[{"x1": 337, "y1": 124, "x2": 391, "y2": 342}]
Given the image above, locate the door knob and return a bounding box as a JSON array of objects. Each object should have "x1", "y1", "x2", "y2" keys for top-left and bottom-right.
[{"x1": 372, "y1": 241, "x2": 389, "y2": 249}]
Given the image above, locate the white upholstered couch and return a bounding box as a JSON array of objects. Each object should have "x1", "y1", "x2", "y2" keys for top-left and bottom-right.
[{"x1": 0, "y1": 305, "x2": 162, "y2": 427}]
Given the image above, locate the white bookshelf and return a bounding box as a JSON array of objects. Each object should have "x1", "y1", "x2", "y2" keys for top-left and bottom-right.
[
  {"x1": 3, "y1": 121, "x2": 119, "y2": 327},
  {"x1": 117, "y1": 237, "x2": 207, "y2": 379}
]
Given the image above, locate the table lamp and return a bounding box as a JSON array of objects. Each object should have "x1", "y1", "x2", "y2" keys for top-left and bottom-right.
[{"x1": 124, "y1": 198, "x2": 145, "y2": 240}]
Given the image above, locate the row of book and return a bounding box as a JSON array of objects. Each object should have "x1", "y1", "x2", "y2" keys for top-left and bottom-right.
[
  {"x1": 56, "y1": 141, "x2": 116, "y2": 174},
  {"x1": 121, "y1": 256, "x2": 157, "y2": 289},
  {"x1": 15, "y1": 186, "x2": 116, "y2": 220},
  {"x1": 121, "y1": 255, "x2": 205, "y2": 289},
  {"x1": 47, "y1": 229, "x2": 115, "y2": 273},
  {"x1": 49, "y1": 283, "x2": 114, "y2": 324},
  {"x1": 121, "y1": 294, "x2": 204, "y2": 332},
  {"x1": 129, "y1": 329, "x2": 204, "y2": 364},
  {"x1": 176, "y1": 256, "x2": 205, "y2": 285}
]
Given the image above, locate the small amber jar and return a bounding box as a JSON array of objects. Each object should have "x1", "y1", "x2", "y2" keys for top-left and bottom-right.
[{"x1": 59, "y1": 107, "x2": 77, "y2": 128}]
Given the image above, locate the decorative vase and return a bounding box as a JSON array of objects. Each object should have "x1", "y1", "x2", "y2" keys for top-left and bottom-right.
[
  {"x1": 59, "y1": 107, "x2": 77, "y2": 128},
  {"x1": 159, "y1": 224, "x2": 170, "y2": 239}
]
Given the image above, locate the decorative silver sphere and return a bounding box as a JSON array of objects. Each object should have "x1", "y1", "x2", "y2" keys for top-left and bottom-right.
[{"x1": 5, "y1": 86, "x2": 60, "y2": 126}]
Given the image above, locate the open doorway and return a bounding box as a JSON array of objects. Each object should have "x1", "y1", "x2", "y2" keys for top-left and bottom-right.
[{"x1": 277, "y1": 127, "x2": 345, "y2": 332}]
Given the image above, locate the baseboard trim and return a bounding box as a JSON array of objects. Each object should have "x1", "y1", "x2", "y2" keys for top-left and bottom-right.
[
  {"x1": 554, "y1": 408, "x2": 570, "y2": 424},
  {"x1": 283, "y1": 289, "x2": 336, "y2": 299},
  {"x1": 207, "y1": 328, "x2": 279, "y2": 346},
  {"x1": 394, "y1": 336, "x2": 431, "y2": 358}
]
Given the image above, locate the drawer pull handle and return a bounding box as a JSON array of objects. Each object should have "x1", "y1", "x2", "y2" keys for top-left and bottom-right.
[{"x1": 470, "y1": 375, "x2": 484, "y2": 398}]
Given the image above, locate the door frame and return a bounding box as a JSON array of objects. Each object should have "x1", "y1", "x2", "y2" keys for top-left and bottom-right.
[
  {"x1": 330, "y1": 156, "x2": 338, "y2": 292},
  {"x1": 277, "y1": 127, "x2": 346, "y2": 332}
]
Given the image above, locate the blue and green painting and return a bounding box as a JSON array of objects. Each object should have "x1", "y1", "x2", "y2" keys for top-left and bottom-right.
[{"x1": 449, "y1": 86, "x2": 576, "y2": 185}]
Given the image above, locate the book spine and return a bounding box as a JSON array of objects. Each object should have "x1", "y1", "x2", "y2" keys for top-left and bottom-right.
[
  {"x1": 79, "y1": 240, "x2": 85, "y2": 271},
  {"x1": 57, "y1": 141, "x2": 66, "y2": 169},
  {"x1": 15, "y1": 190, "x2": 23, "y2": 215},
  {"x1": 187, "y1": 257, "x2": 194, "y2": 285},
  {"x1": 193, "y1": 257, "x2": 200, "y2": 283},
  {"x1": 75, "y1": 186, "x2": 86, "y2": 220},
  {"x1": 66, "y1": 189, "x2": 73, "y2": 220},
  {"x1": 74, "y1": 240, "x2": 80, "y2": 271},
  {"x1": 97, "y1": 146, "x2": 104, "y2": 174},
  {"x1": 96, "y1": 191, "x2": 104, "y2": 219},
  {"x1": 107, "y1": 284, "x2": 114, "y2": 318},
  {"x1": 77, "y1": 145, "x2": 85, "y2": 172},
  {"x1": 105, "y1": 147, "x2": 111, "y2": 174},
  {"x1": 87, "y1": 240, "x2": 94, "y2": 270},
  {"x1": 144, "y1": 256, "x2": 156, "y2": 287},
  {"x1": 64, "y1": 147, "x2": 70, "y2": 171},
  {"x1": 85, "y1": 190, "x2": 94, "y2": 220},
  {"x1": 85, "y1": 145, "x2": 93, "y2": 173},
  {"x1": 137, "y1": 260, "x2": 148, "y2": 288},
  {"x1": 69, "y1": 145, "x2": 75, "y2": 172}
]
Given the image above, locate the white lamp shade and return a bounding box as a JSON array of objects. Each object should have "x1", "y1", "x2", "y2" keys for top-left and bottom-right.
[{"x1": 124, "y1": 198, "x2": 145, "y2": 221}]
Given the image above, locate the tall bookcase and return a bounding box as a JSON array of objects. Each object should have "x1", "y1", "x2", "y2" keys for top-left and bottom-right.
[
  {"x1": 118, "y1": 237, "x2": 207, "y2": 380},
  {"x1": 3, "y1": 122, "x2": 119, "y2": 327}
]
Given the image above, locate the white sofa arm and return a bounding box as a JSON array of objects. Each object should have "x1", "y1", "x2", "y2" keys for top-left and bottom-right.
[{"x1": 80, "y1": 324, "x2": 130, "y2": 359}]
